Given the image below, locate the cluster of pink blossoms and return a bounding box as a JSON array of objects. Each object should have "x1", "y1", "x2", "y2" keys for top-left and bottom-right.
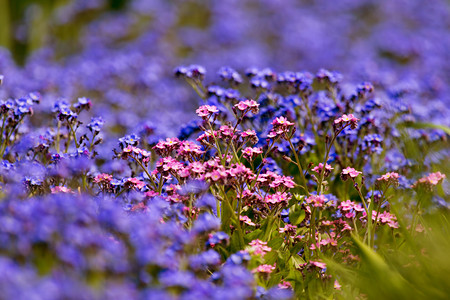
[
  {"x1": 265, "y1": 192, "x2": 292, "y2": 205},
  {"x1": 339, "y1": 199, "x2": 365, "y2": 218},
  {"x1": 309, "y1": 261, "x2": 327, "y2": 269},
  {"x1": 413, "y1": 171, "x2": 446, "y2": 188},
  {"x1": 341, "y1": 167, "x2": 362, "y2": 181},
  {"x1": 234, "y1": 99, "x2": 259, "y2": 114},
  {"x1": 310, "y1": 236, "x2": 338, "y2": 250},
  {"x1": 306, "y1": 194, "x2": 327, "y2": 208},
  {"x1": 363, "y1": 211, "x2": 399, "y2": 228},
  {"x1": 377, "y1": 172, "x2": 400, "y2": 187},
  {"x1": 196, "y1": 104, "x2": 219, "y2": 118},
  {"x1": 153, "y1": 137, "x2": 180, "y2": 156},
  {"x1": 242, "y1": 147, "x2": 263, "y2": 161},
  {"x1": 248, "y1": 239, "x2": 272, "y2": 257},
  {"x1": 252, "y1": 264, "x2": 276, "y2": 274},
  {"x1": 240, "y1": 215, "x2": 256, "y2": 226},
  {"x1": 267, "y1": 116, "x2": 295, "y2": 139},
  {"x1": 122, "y1": 145, "x2": 151, "y2": 158},
  {"x1": 312, "y1": 163, "x2": 334, "y2": 177},
  {"x1": 278, "y1": 224, "x2": 297, "y2": 235},
  {"x1": 93, "y1": 173, "x2": 113, "y2": 183},
  {"x1": 333, "y1": 113, "x2": 359, "y2": 130},
  {"x1": 51, "y1": 186, "x2": 74, "y2": 194},
  {"x1": 257, "y1": 170, "x2": 296, "y2": 191},
  {"x1": 124, "y1": 177, "x2": 146, "y2": 190}
]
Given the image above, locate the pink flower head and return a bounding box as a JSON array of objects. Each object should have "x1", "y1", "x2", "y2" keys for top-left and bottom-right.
[
  {"x1": 122, "y1": 145, "x2": 151, "y2": 159},
  {"x1": 310, "y1": 261, "x2": 327, "y2": 269},
  {"x1": 334, "y1": 280, "x2": 342, "y2": 290},
  {"x1": 272, "y1": 116, "x2": 294, "y2": 127},
  {"x1": 252, "y1": 264, "x2": 276, "y2": 274},
  {"x1": 374, "y1": 211, "x2": 399, "y2": 228},
  {"x1": 241, "y1": 129, "x2": 256, "y2": 137},
  {"x1": 378, "y1": 172, "x2": 399, "y2": 181},
  {"x1": 278, "y1": 281, "x2": 292, "y2": 289},
  {"x1": 240, "y1": 215, "x2": 256, "y2": 226},
  {"x1": 341, "y1": 167, "x2": 362, "y2": 181},
  {"x1": 306, "y1": 194, "x2": 327, "y2": 208},
  {"x1": 219, "y1": 125, "x2": 236, "y2": 137},
  {"x1": 153, "y1": 137, "x2": 180, "y2": 156},
  {"x1": 196, "y1": 105, "x2": 219, "y2": 118},
  {"x1": 189, "y1": 161, "x2": 206, "y2": 174},
  {"x1": 248, "y1": 239, "x2": 272, "y2": 257},
  {"x1": 312, "y1": 163, "x2": 334, "y2": 177},
  {"x1": 51, "y1": 186, "x2": 74, "y2": 194},
  {"x1": 268, "y1": 116, "x2": 295, "y2": 139},
  {"x1": 242, "y1": 147, "x2": 263, "y2": 161},
  {"x1": 265, "y1": 192, "x2": 291, "y2": 205},
  {"x1": 178, "y1": 140, "x2": 204, "y2": 158},
  {"x1": 235, "y1": 99, "x2": 260, "y2": 114},
  {"x1": 377, "y1": 172, "x2": 400, "y2": 186},
  {"x1": 339, "y1": 199, "x2": 354, "y2": 211},
  {"x1": 125, "y1": 177, "x2": 146, "y2": 190},
  {"x1": 94, "y1": 173, "x2": 113, "y2": 183},
  {"x1": 413, "y1": 171, "x2": 446, "y2": 188},
  {"x1": 334, "y1": 113, "x2": 359, "y2": 130},
  {"x1": 279, "y1": 224, "x2": 297, "y2": 234}
]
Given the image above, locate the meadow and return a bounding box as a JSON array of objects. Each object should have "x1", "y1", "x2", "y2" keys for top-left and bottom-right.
[{"x1": 0, "y1": 1, "x2": 449, "y2": 299}]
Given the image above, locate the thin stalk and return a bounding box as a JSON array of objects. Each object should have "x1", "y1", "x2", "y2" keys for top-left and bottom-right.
[{"x1": 288, "y1": 139, "x2": 309, "y2": 195}]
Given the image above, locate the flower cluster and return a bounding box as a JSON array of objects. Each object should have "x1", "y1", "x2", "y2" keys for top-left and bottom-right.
[{"x1": 0, "y1": 62, "x2": 446, "y2": 299}]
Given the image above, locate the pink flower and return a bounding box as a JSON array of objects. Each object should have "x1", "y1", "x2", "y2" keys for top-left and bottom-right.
[
  {"x1": 334, "y1": 280, "x2": 342, "y2": 290},
  {"x1": 235, "y1": 99, "x2": 260, "y2": 113},
  {"x1": 272, "y1": 116, "x2": 294, "y2": 127},
  {"x1": 279, "y1": 224, "x2": 297, "y2": 233},
  {"x1": 240, "y1": 215, "x2": 256, "y2": 226},
  {"x1": 153, "y1": 137, "x2": 180, "y2": 156},
  {"x1": 189, "y1": 161, "x2": 206, "y2": 174},
  {"x1": 241, "y1": 129, "x2": 257, "y2": 137},
  {"x1": 413, "y1": 171, "x2": 446, "y2": 188},
  {"x1": 196, "y1": 105, "x2": 218, "y2": 118},
  {"x1": 334, "y1": 113, "x2": 359, "y2": 130},
  {"x1": 126, "y1": 177, "x2": 146, "y2": 190},
  {"x1": 306, "y1": 194, "x2": 327, "y2": 207},
  {"x1": 242, "y1": 147, "x2": 263, "y2": 161},
  {"x1": 312, "y1": 163, "x2": 334, "y2": 177},
  {"x1": 265, "y1": 192, "x2": 291, "y2": 205},
  {"x1": 310, "y1": 261, "x2": 326, "y2": 269},
  {"x1": 252, "y1": 264, "x2": 276, "y2": 274},
  {"x1": 268, "y1": 116, "x2": 295, "y2": 139},
  {"x1": 178, "y1": 140, "x2": 204, "y2": 157},
  {"x1": 377, "y1": 172, "x2": 400, "y2": 186},
  {"x1": 219, "y1": 125, "x2": 237, "y2": 137},
  {"x1": 378, "y1": 172, "x2": 399, "y2": 181},
  {"x1": 51, "y1": 186, "x2": 74, "y2": 194},
  {"x1": 94, "y1": 173, "x2": 113, "y2": 183},
  {"x1": 249, "y1": 240, "x2": 272, "y2": 257},
  {"x1": 278, "y1": 281, "x2": 292, "y2": 289},
  {"x1": 341, "y1": 167, "x2": 362, "y2": 180}
]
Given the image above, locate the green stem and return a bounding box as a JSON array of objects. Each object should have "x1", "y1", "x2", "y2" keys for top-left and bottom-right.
[
  {"x1": 288, "y1": 139, "x2": 309, "y2": 195},
  {"x1": 55, "y1": 120, "x2": 61, "y2": 153}
]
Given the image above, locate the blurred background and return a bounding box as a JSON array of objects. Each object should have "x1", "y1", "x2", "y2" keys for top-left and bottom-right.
[{"x1": 0, "y1": 0, "x2": 449, "y2": 136}]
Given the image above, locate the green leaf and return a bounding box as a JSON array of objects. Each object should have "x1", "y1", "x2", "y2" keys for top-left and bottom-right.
[
  {"x1": 399, "y1": 122, "x2": 450, "y2": 135},
  {"x1": 221, "y1": 200, "x2": 233, "y2": 234},
  {"x1": 244, "y1": 229, "x2": 263, "y2": 243},
  {"x1": 229, "y1": 231, "x2": 242, "y2": 253},
  {"x1": 268, "y1": 237, "x2": 284, "y2": 250},
  {"x1": 289, "y1": 204, "x2": 306, "y2": 225},
  {"x1": 351, "y1": 234, "x2": 418, "y2": 299},
  {"x1": 290, "y1": 255, "x2": 305, "y2": 268}
]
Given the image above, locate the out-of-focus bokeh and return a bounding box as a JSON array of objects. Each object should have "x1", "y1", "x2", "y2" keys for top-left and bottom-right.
[{"x1": 0, "y1": 0, "x2": 448, "y2": 137}]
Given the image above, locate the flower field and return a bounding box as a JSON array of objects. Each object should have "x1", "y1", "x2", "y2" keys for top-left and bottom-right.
[{"x1": 0, "y1": 1, "x2": 449, "y2": 299}]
